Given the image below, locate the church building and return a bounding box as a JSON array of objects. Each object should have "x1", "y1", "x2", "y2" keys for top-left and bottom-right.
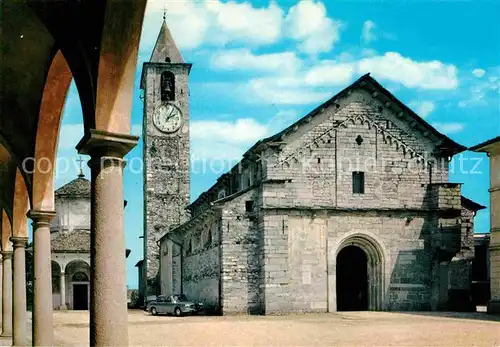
[
  {"x1": 50, "y1": 171, "x2": 91, "y2": 310},
  {"x1": 141, "y1": 20, "x2": 485, "y2": 314},
  {"x1": 49, "y1": 167, "x2": 130, "y2": 310}
]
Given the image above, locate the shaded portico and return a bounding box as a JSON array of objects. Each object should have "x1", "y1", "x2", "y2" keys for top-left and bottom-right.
[{"x1": 0, "y1": 1, "x2": 147, "y2": 345}]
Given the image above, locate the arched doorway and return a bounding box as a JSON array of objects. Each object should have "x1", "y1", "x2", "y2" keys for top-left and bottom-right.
[
  {"x1": 336, "y1": 246, "x2": 368, "y2": 311},
  {"x1": 65, "y1": 260, "x2": 90, "y2": 310},
  {"x1": 51, "y1": 261, "x2": 62, "y2": 309},
  {"x1": 335, "y1": 234, "x2": 385, "y2": 311}
]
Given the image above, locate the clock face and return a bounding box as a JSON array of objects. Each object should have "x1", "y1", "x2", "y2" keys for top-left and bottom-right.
[{"x1": 153, "y1": 103, "x2": 183, "y2": 133}]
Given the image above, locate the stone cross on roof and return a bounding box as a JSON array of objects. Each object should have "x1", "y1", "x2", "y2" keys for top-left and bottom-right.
[{"x1": 77, "y1": 156, "x2": 85, "y2": 178}]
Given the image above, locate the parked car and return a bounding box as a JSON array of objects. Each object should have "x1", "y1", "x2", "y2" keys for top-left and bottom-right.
[{"x1": 146, "y1": 294, "x2": 204, "y2": 316}]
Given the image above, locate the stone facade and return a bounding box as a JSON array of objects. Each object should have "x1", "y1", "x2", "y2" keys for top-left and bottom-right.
[
  {"x1": 469, "y1": 136, "x2": 500, "y2": 313},
  {"x1": 141, "y1": 21, "x2": 191, "y2": 297},
  {"x1": 158, "y1": 74, "x2": 484, "y2": 315},
  {"x1": 50, "y1": 176, "x2": 91, "y2": 310}
]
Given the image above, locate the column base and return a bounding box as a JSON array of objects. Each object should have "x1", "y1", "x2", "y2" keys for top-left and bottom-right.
[
  {"x1": 487, "y1": 300, "x2": 500, "y2": 314},
  {"x1": 59, "y1": 305, "x2": 67, "y2": 310}
]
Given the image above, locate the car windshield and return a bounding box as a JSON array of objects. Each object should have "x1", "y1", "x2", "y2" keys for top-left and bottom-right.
[{"x1": 173, "y1": 294, "x2": 188, "y2": 302}]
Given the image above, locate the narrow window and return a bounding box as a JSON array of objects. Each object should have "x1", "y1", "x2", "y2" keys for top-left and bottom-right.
[
  {"x1": 352, "y1": 171, "x2": 365, "y2": 194},
  {"x1": 317, "y1": 158, "x2": 321, "y2": 164},
  {"x1": 245, "y1": 200, "x2": 254, "y2": 213},
  {"x1": 160, "y1": 71, "x2": 175, "y2": 101}
]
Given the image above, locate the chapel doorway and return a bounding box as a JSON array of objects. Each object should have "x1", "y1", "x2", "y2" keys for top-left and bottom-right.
[
  {"x1": 336, "y1": 245, "x2": 368, "y2": 311},
  {"x1": 73, "y1": 284, "x2": 89, "y2": 310}
]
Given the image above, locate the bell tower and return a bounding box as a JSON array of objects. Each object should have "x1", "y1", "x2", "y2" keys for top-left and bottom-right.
[{"x1": 140, "y1": 18, "x2": 191, "y2": 296}]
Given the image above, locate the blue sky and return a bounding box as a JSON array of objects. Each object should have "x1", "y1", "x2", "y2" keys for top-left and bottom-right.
[{"x1": 56, "y1": 0, "x2": 500, "y2": 288}]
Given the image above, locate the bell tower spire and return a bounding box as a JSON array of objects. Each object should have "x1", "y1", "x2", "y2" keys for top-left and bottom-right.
[{"x1": 150, "y1": 15, "x2": 184, "y2": 63}]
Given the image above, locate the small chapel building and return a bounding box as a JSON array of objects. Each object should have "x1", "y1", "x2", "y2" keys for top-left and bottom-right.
[
  {"x1": 50, "y1": 173, "x2": 91, "y2": 310},
  {"x1": 49, "y1": 170, "x2": 131, "y2": 310}
]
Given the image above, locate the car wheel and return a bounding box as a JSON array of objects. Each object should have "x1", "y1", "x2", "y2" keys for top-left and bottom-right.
[
  {"x1": 151, "y1": 307, "x2": 158, "y2": 316},
  {"x1": 174, "y1": 307, "x2": 182, "y2": 317}
]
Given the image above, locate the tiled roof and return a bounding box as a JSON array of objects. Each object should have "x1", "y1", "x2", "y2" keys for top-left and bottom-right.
[
  {"x1": 51, "y1": 230, "x2": 90, "y2": 252},
  {"x1": 55, "y1": 177, "x2": 90, "y2": 198}
]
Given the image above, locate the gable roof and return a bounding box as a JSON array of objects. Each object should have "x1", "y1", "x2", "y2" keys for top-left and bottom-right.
[
  {"x1": 55, "y1": 176, "x2": 90, "y2": 198},
  {"x1": 188, "y1": 74, "x2": 466, "y2": 211},
  {"x1": 469, "y1": 136, "x2": 500, "y2": 153},
  {"x1": 245, "y1": 74, "x2": 465, "y2": 158}
]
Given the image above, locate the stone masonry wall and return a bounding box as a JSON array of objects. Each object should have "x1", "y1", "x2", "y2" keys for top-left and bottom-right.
[
  {"x1": 261, "y1": 210, "x2": 434, "y2": 313},
  {"x1": 264, "y1": 89, "x2": 449, "y2": 211},
  {"x1": 176, "y1": 212, "x2": 221, "y2": 311},
  {"x1": 219, "y1": 189, "x2": 262, "y2": 314}
]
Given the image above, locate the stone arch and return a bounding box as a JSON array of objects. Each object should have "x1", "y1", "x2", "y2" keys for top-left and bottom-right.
[
  {"x1": 64, "y1": 259, "x2": 90, "y2": 274},
  {"x1": 32, "y1": 50, "x2": 73, "y2": 211},
  {"x1": 0, "y1": 142, "x2": 16, "y2": 222},
  {"x1": 51, "y1": 261, "x2": 62, "y2": 294},
  {"x1": 72, "y1": 271, "x2": 89, "y2": 282},
  {"x1": 65, "y1": 259, "x2": 90, "y2": 310},
  {"x1": 1, "y1": 210, "x2": 13, "y2": 252},
  {"x1": 334, "y1": 233, "x2": 386, "y2": 311},
  {"x1": 12, "y1": 169, "x2": 30, "y2": 238}
]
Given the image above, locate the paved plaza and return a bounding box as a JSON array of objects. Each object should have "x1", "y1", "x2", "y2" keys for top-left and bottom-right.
[{"x1": 2, "y1": 310, "x2": 499, "y2": 346}]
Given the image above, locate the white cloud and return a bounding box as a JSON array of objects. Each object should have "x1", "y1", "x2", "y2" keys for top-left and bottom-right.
[
  {"x1": 142, "y1": 0, "x2": 283, "y2": 51},
  {"x1": 409, "y1": 101, "x2": 436, "y2": 118},
  {"x1": 277, "y1": 52, "x2": 457, "y2": 91},
  {"x1": 431, "y1": 122, "x2": 465, "y2": 134},
  {"x1": 190, "y1": 118, "x2": 269, "y2": 161},
  {"x1": 459, "y1": 67, "x2": 500, "y2": 108},
  {"x1": 358, "y1": 52, "x2": 459, "y2": 90},
  {"x1": 472, "y1": 68, "x2": 486, "y2": 78},
  {"x1": 304, "y1": 61, "x2": 355, "y2": 86},
  {"x1": 191, "y1": 118, "x2": 268, "y2": 144},
  {"x1": 362, "y1": 20, "x2": 376, "y2": 43},
  {"x1": 232, "y1": 51, "x2": 459, "y2": 105},
  {"x1": 246, "y1": 77, "x2": 331, "y2": 105},
  {"x1": 207, "y1": 1, "x2": 283, "y2": 45},
  {"x1": 210, "y1": 49, "x2": 301, "y2": 73},
  {"x1": 284, "y1": 0, "x2": 342, "y2": 54}
]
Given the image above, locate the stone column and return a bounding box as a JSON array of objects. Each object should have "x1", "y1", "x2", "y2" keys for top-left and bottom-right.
[
  {"x1": 11, "y1": 237, "x2": 28, "y2": 346},
  {"x1": 60, "y1": 271, "x2": 66, "y2": 310},
  {"x1": 28, "y1": 210, "x2": 56, "y2": 346},
  {"x1": 1, "y1": 251, "x2": 13, "y2": 337},
  {"x1": 77, "y1": 130, "x2": 137, "y2": 346},
  {"x1": 0, "y1": 254, "x2": 3, "y2": 326}
]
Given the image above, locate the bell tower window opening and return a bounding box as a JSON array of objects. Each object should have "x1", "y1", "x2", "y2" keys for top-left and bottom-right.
[{"x1": 161, "y1": 71, "x2": 175, "y2": 102}]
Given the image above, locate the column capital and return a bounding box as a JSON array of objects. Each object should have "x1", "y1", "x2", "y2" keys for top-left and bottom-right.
[
  {"x1": 1, "y1": 251, "x2": 13, "y2": 259},
  {"x1": 76, "y1": 129, "x2": 138, "y2": 159},
  {"x1": 9, "y1": 237, "x2": 28, "y2": 248},
  {"x1": 27, "y1": 210, "x2": 56, "y2": 226}
]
